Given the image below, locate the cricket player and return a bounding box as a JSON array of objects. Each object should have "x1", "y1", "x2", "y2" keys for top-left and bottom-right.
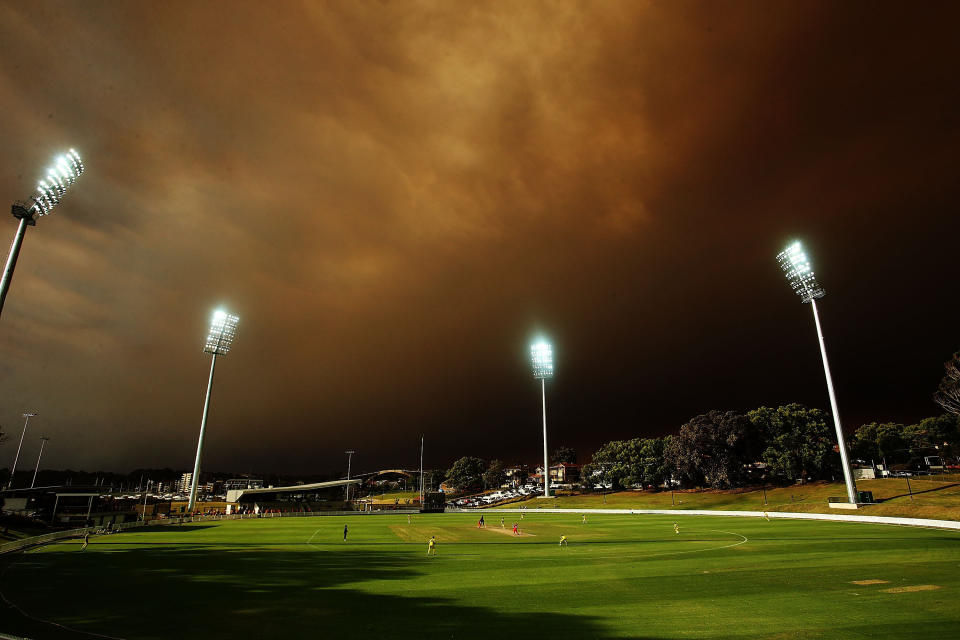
[
  {"x1": 581, "y1": 514, "x2": 586, "y2": 524},
  {"x1": 763, "y1": 511, "x2": 770, "y2": 522},
  {"x1": 559, "y1": 535, "x2": 568, "y2": 548},
  {"x1": 513, "y1": 522, "x2": 520, "y2": 536},
  {"x1": 81, "y1": 531, "x2": 90, "y2": 551},
  {"x1": 427, "y1": 535, "x2": 437, "y2": 556},
  {"x1": 674, "y1": 522, "x2": 680, "y2": 534},
  {"x1": 343, "y1": 524, "x2": 349, "y2": 542}
]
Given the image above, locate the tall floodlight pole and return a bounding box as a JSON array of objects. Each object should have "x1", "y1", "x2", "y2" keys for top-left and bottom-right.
[
  {"x1": 419, "y1": 435, "x2": 424, "y2": 505},
  {"x1": 187, "y1": 309, "x2": 239, "y2": 513},
  {"x1": 1, "y1": 150, "x2": 84, "y2": 318},
  {"x1": 344, "y1": 450, "x2": 355, "y2": 502},
  {"x1": 7, "y1": 412, "x2": 37, "y2": 489},
  {"x1": 530, "y1": 340, "x2": 554, "y2": 498},
  {"x1": 777, "y1": 241, "x2": 858, "y2": 504},
  {"x1": 30, "y1": 436, "x2": 50, "y2": 488}
]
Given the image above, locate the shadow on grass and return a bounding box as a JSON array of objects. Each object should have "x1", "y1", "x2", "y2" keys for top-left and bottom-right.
[
  {"x1": 876, "y1": 482, "x2": 960, "y2": 502},
  {"x1": 0, "y1": 541, "x2": 650, "y2": 640}
]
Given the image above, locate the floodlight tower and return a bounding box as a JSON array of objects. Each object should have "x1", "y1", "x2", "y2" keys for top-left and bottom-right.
[
  {"x1": 187, "y1": 309, "x2": 240, "y2": 513},
  {"x1": 31, "y1": 436, "x2": 50, "y2": 488},
  {"x1": 776, "y1": 241, "x2": 858, "y2": 504},
  {"x1": 1, "y1": 150, "x2": 84, "y2": 318},
  {"x1": 7, "y1": 412, "x2": 37, "y2": 489},
  {"x1": 530, "y1": 340, "x2": 554, "y2": 498},
  {"x1": 344, "y1": 450, "x2": 355, "y2": 502}
]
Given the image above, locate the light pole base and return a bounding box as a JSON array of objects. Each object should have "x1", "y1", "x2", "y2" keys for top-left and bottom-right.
[
  {"x1": 828, "y1": 501, "x2": 861, "y2": 510},
  {"x1": 536, "y1": 495, "x2": 557, "y2": 499}
]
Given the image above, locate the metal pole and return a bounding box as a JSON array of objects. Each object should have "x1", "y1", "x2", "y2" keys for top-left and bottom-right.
[
  {"x1": 541, "y1": 378, "x2": 550, "y2": 498},
  {"x1": 0, "y1": 216, "x2": 30, "y2": 318},
  {"x1": 810, "y1": 300, "x2": 858, "y2": 504},
  {"x1": 7, "y1": 413, "x2": 36, "y2": 489},
  {"x1": 142, "y1": 479, "x2": 150, "y2": 521},
  {"x1": 419, "y1": 435, "x2": 424, "y2": 505},
  {"x1": 188, "y1": 352, "x2": 217, "y2": 512},
  {"x1": 31, "y1": 437, "x2": 49, "y2": 488},
  {"x1": 345, "y1": 450, "x2": 355, "y2": 502}
]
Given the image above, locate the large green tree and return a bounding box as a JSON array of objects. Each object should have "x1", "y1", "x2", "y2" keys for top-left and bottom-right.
[
  {"x1": 637, "y1": 437, "x2": 668, "y2": 488},
  {"x1": 445, "y1": 457, "x2": 485, "y2": 492},
  {"x1": 483, "y1": 459, "x2": 506, "y2": 489},
  {"x1": 853, "y1": 422, "x2": 909, "y2": 464},
  {"x1": 584, "y1": 438, "x2": 644, "y2": 490},
  {"x1": 749, "y1": 404, "x2": 836, "y2": 482},
  {"x1": 664, "y1": 410, "x2": 758, "y2": 488}
]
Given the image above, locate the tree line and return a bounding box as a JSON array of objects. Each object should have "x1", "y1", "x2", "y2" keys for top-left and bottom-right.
[
  {"x1": 582, "y1": 404, "x2": 960, "y2": 491},
  {"x1": 439, "y1": 405, "x2": 959, "y2": 494}
]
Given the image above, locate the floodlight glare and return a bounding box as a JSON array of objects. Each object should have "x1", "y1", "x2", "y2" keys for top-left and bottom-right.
[
  {"x1": 188, "y1": 307, "x2": 240, "y2": 512},
  {"x1": 204, "y1": 309, "x2": 239, "y2": 355},
  {"x1": 2, "y1": 150, "x2": 85, "y2": 318},
  {"x1": 531, "y1": 340, "x2": 554, "y2": 379},
  {"x1": 529, "y1": 338, "x2": 554, "y2": 498},
  {"x1": 776, "y1": 241, "x2": 824, "y2": 303},
  {"x1": 775, "y1": 240, "x2": 858, "y2": 505}
]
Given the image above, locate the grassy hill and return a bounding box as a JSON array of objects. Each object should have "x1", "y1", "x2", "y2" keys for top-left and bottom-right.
[{"x1": 512, "y1": 474, "x2": 960, "y2": 521}]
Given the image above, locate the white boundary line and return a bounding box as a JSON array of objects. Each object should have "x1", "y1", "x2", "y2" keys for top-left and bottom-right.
[{"x1": 468, "y1": 507, "x2": 960, "y2": 530}]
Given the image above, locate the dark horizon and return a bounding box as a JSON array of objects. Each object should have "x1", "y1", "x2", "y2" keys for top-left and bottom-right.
[{"x1": 2, "y1": 1, "x2": 959, "y2": 477}]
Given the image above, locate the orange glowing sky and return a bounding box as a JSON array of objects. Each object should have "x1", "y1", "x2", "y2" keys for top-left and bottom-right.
[{"x1": 1, "y1": 1, "x2": 958, "y2": 474}]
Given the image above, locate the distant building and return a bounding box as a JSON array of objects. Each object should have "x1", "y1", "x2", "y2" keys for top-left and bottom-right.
[
  {"x1": 532, "y1": 463, "x2": 581, "y2": 486},
  {"x1": 505, "y1": 465, "x2": 529, "y2": 487},
  {"x1": 224, "y1": 478, "x2": 264, "y2": 491}
]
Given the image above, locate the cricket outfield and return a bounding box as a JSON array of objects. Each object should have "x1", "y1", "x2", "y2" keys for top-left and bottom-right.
[{"x1": 1, "y1": 513, "x2": 958, "y2": 639}]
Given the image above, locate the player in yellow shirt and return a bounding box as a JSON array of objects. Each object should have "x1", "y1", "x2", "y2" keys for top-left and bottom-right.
[
  {"x1": 674, "y1": 522, "x2": 680, "y2": 534},
  {"x1": 427, "y1": 535, "x2": 437, "y2": 556},
  {"x1": 559, "y1": 535, "x2": 568, "y2": 548}
]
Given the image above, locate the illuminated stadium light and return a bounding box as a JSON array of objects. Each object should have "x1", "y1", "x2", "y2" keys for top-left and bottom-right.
[
  {"x1": 530, "y1": 338, "x2": 554, "y2": 498},
  {"x1": 1, "y1": 150, "x2": 85, "y2": 319},
  {"x1": 776, "y1": 241, "x2": 858, "y2": 505},
  {"x1": 31, "y1": 436, "x2": 50, "y2": 489},
  {"x1": 530, "y1": 340, "x2": 554, "y2": 380},
  {"x1": 188, "y1": 308, "x2": 240, "y2": 512},
  {"x1": 6, "y1": 412, "x2": 37, "y2": 490},
  {"x1": 204, "y1": 309, "x2": 240, "y2": 355},
  {"x1": 776, "y1": 241, "x2": 824, "y2": 303}
]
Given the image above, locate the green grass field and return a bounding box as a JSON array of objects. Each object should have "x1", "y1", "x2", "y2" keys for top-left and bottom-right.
[{"x1": 2, "y1": 513, "x2": 958, "y2": 639}]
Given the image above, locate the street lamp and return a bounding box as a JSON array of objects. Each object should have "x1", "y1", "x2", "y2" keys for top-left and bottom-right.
[
  {"x1": 530, "y1": 339, "x2": 554, "y2": 498},
  {"x1": 31, "y1": 436, "x2": 50, "y2": 488},
  {"x1": 345, "y1": 450, "x2": 355, "y2": 502},
  {"x1": 1, "y1": 150, "x2": 84, "y2": 318},
  {"x1": 187, "y1": 309, "x2": 239, "y2": 513},
  {"x1": 7, "y1": 412, "x2": 37, "y2": 489},
  {"x1": 776, "y1": 241, "x2": 858, "y2": 504}
]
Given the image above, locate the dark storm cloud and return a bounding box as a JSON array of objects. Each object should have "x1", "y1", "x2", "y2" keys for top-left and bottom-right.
[{"x1": 1, "y1": 1, "x2": 958, "y2": 475}]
